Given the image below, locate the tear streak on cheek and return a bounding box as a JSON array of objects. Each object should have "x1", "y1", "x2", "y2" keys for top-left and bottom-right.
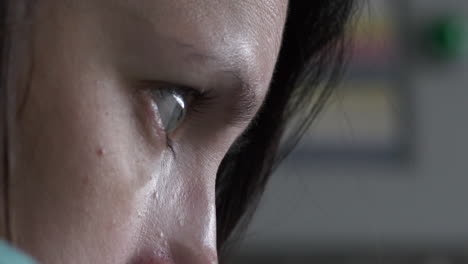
[{"x1": 133, "y1": 148, "x2": 174, "y2": 224}]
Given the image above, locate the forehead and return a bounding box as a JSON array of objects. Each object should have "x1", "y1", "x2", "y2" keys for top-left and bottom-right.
[
  {"x1": 85, "y1": 0, "x2": 288, "y2": 86},
  {"x1": 111, "y1": 0, "x2": 288, "y2": 42}
]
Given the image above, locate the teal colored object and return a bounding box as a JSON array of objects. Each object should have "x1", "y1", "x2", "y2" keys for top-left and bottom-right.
[
  {"x1": 428, "y1": 16, "x2": 467, "y2": 58},
  {"x1": 0, "y1": 241, "x2": 36, "y2": 264}
]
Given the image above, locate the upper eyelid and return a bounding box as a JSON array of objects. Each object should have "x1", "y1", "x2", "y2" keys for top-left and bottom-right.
[
  {"x1": 141, "y1": 80, "x2": 216, "y2": 110},
  {"x1": 141, "y1": 79, "x2": 216, "y2": 119},
  {"x1": 138, "y1": 80, "x2": 199, "y2": 94},
  {"x1": 138, "y1": 78, "x2": 259, "y2": 128}
]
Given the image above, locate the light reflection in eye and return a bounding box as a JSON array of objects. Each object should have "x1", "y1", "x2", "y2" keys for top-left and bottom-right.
[{"x1": 151, "y1": 88, "x2": 187, "y2": 134}]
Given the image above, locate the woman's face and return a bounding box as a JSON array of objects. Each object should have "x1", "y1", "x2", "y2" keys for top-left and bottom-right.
[{"x1": 0, "y1": 0, "x2": 287, "y2": 263}]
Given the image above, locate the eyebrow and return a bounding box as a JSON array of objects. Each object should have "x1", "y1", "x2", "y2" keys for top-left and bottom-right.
[
  {"x1": 176, "y1": 41, "x2": 262, "y2": 125},
  {"x1": 222, "y1": 69, "x2": 259, "y2": 125}
]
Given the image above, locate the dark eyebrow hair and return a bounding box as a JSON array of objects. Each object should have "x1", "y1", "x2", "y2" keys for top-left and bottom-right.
[
  {"x1": 177, "y1": 40, "x2": 262, "y2": 126},
  {"x1": 223, "y1": 70, "x2": 259, "y2": 125}
]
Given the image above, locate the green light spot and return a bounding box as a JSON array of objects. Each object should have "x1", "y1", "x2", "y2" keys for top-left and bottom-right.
[{"x1": 428, "y1": 17, "x2": 466, "y2": 58}]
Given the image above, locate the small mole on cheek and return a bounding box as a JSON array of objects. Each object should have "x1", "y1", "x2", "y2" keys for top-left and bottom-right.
[{"x1": 96, "y1": 147, "x2": 105, "y2": 157}]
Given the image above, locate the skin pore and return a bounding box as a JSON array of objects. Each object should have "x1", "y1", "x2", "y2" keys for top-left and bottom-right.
[{"x1": 0, "y1": 0, "x2": 288, "y2": 263}]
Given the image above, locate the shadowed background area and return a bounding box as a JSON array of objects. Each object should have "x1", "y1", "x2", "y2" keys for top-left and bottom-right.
[{"x1": 231, "y1": 0, "x2": 468, "y2": 263}]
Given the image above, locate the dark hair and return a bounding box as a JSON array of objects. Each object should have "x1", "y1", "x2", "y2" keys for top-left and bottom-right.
[{"x1": 215, "y1": 0, "x2": 356, "y2": 256}]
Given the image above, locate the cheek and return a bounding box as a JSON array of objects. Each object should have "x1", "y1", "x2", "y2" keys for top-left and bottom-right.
[
  {"x1": 8, "y1": 33, "x2": 167, "y2": 263},
  {"x1": 5, "y1": 1, "x2": 250, "y2": 262}
]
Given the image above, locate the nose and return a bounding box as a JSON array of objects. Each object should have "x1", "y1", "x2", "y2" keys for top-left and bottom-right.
[
  {"x1": 163, "y1": 156, "x2": 220, "y2": 264},
  {"x1": 171, "y1": 241, "x2": 218, "y2": 264},
  {"x1": 170, "y1": 192, "x2": 219, "y2": 264},
  {"x1": 133, "y1": 200, "x2": 218, "y2": 264},
  {"x1": 137, "y1": 168, "x2": 219, "y2": 264},
  {"x1": 132, "y1": 242, "x2": 218, "y2": 264}
]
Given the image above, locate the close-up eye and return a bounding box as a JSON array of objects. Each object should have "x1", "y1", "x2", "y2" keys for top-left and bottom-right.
[
  {"x1": 145, "y1": 82, "x2": 214, "y2": 136},
  {"x1": 150, "y1": 87, "x2": 190, "y2": 134}
]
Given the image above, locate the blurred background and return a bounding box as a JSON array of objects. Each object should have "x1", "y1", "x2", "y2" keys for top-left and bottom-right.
[{"x1": 231, "y1": 0, "x2": 468, "y2": 263}]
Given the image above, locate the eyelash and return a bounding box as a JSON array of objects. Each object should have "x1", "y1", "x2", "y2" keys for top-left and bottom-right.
[{"x1": 183, "y1": 86, "x2": 216, "y2": 116}]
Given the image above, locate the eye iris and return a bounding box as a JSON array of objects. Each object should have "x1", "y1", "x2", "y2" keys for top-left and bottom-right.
[{"x1": 152, "y1": 89, "x2": 187, "y2": 133}]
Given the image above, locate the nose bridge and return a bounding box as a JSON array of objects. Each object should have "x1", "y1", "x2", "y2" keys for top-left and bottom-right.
[{"x1": 169, "y1": 164, "x2": 218, "y2": 264}]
